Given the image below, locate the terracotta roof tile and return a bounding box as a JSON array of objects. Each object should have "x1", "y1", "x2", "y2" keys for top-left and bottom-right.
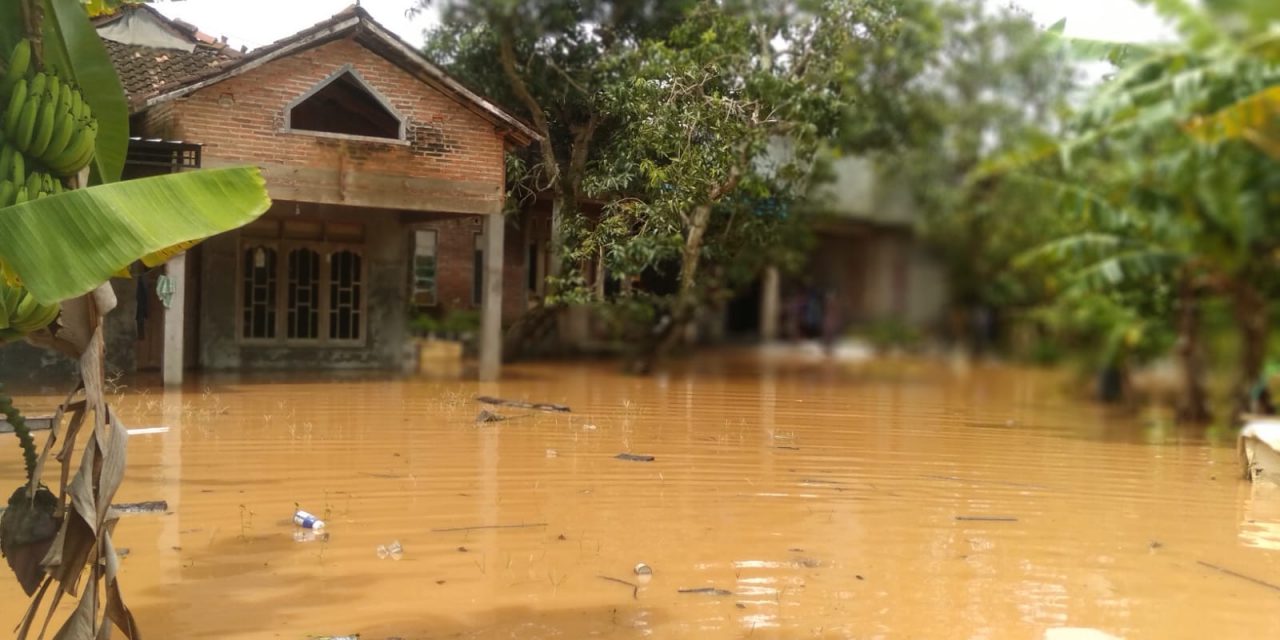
[{"x1": 103, "y1": 39, "x2": 237, "y2": 109}]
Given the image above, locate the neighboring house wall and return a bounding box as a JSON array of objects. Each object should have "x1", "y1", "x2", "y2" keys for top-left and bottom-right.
[{"x1": 807, "y1": 155, "x2": 948, "y2": 331}]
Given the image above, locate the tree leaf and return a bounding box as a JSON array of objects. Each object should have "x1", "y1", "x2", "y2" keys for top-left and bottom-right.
[
  {"x1": 0, "y1": 167, "x2": 271, "y2": 304},
  {"x1": 42, "y1": 0, "x2": 129, "y2": 184}
]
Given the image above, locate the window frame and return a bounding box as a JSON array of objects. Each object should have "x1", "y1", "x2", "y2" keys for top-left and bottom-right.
[
  {"x1": 281, "y1": 65, "x2": 409, "y2": 144},
  {"x1": 409, "y1": 227, "x2": 439, "y2": 312},
  {"x1": 236, "y1": 225, "x2": 369, "y2": 348},
  {"x1": 472, "y1": 231, "x2": 484, "y2": 307}
]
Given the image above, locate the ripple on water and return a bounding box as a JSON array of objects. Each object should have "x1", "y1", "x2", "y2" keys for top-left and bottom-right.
[{"x1": 1, "y1": 352, "x2": 1277, "y2": 639}]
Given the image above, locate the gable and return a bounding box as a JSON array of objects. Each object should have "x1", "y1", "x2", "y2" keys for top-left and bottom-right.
[
  {"x1": 138, "y1": 7, "x2": 536, "y2": 146},
  {"x1": 286, "y1": 67, "x2": 405, "y2": 140},
  {"x1": 186, "y1": 37, "x2": 501, "y2": 146}
]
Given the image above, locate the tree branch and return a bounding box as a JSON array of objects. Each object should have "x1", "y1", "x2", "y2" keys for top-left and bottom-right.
[
  {"x1": 546, "y1": 59, "x2": 590, "y2": 96},
  {"x1": 567, "y1": 112, "x2": 600, "y2": 200},
  {"x1": 497, "y1": 23, "x2": 560, "y2": 189}
]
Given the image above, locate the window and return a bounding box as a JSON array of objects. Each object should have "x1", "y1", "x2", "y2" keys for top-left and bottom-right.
[
  {"x1": 286, "y1": 248, "x2": 320, "y2": 339},
  {"x1": 411, "y1": 229, "x2": 438, "y2": 310},
  {"x1": 472, "y1": 232, "x2": 484, "y2": 306},
  {"x1": 242, "y1": 245, "x2": 277, "y2": 339},
  {"x1": 328, "y1": 250, "x2": 363, "y2": 341},
  {"x1": 527, "y1": 243, "x2": 539, "y2": 293},
  {"x1": 286, "y1": 68, "x2": 404, "y2": 140},
  {"x1": 239, "y1": 220, "x2": 366, "y2": 344}
]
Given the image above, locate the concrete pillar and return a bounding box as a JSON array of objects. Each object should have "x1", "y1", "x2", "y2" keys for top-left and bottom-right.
[
  {"x1": 760, "y1": 265, "x2": 780, "y2": 342},
  {"x1": 162, "y1": 252, "x2": 186, "y2": 387},
  {"x1": 479, "y1": 214, "x2": 505, "y2": 381}
]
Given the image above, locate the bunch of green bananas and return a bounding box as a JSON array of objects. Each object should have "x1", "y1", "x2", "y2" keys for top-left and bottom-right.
[
  {"x1": 0, "y1": 39, "x2": 98, "y2": 179},
  {"x1": 0, "y1": 39, "x2": 70, "y2": 340},
  {"x1": 0, "y1": 145, "x2": 63, "y2": 205},
  {"x1": 0, "y1": 281, "x2": 59, "y2": 344}
]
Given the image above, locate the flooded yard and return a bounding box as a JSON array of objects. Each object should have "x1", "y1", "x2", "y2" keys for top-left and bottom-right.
[{"x1": 2, "y1": 348, "x2": 1279, "y2": 639}]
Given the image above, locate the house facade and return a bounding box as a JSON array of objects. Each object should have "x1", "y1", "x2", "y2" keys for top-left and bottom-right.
[{"x1": 5, "y1": 5, "x2": 548, "y2": 384}]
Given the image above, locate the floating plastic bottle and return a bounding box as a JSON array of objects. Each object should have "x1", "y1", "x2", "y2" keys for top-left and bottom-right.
[{"x1": 294, "y1": 508, "x2": 325, "y2": 529}]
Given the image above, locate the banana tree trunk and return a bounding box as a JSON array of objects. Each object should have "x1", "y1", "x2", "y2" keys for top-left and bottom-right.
[
  {"x1": 1175, "y1": 278, "x2": 1211, "y2": 422},
  {"x1": 1233, "y1": 281, "x2": 1270, "y2": 417}
]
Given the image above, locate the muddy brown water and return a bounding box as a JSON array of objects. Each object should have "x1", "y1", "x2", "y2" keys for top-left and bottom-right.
[{"x1": 2, "y1": 348, "x2": 1279, "y2": 639}]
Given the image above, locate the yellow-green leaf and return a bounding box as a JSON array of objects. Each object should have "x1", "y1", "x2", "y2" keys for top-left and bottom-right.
[{"x1": 1185, "y1": 85, "x2": 1280, "y2": 157}]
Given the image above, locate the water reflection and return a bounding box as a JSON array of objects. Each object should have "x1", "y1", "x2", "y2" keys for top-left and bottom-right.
[{"x1": 1240, "y1": 481, "x2": 1280, "y2": 551}]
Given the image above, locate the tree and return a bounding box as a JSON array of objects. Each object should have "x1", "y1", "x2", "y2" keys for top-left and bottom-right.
[
  {"x1": 582, "y1": 0, "x2": 936, "y2": 372},
  {"x1": 0, "y1": 1, "x2": 270, "y2": 636},
  {"x1": 423, "y1": 0, "x2": 696, "y2": 351}
]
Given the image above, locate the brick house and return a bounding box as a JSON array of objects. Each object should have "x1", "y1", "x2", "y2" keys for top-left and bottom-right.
[{"x1": 86, "y1": 5, "x2": 548, "y2": 382}]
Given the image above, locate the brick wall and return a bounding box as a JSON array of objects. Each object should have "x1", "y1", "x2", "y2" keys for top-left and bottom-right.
[
  {"x1": 149, "y1": 37, "x2": 507, "y2": 197},
  {"x1": 412, "y1": 214, "x2": 528, "y2": 323}
]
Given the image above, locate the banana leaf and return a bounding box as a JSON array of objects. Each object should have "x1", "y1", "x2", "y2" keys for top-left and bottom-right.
[
  {"x1": 1186, "y1": 85, "x2": 1280, "y2": 157},
  {"x1": 42, "y1": 0, "x2": 129, "y2": 184},
  {"x1": 0, "y1": 167, "x2": 270, "y2": 304}
]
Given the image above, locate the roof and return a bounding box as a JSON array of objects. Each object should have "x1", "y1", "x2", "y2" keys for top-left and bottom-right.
[
  {"x1": 133, "y1": 5, "x2": 539, "y2": 147},
  {"x1": 104, "y1": 40, "x2": 239, "y2": 105},
  {"x1": 95, "y1": 5, "x2": 241, "y2": 104}
]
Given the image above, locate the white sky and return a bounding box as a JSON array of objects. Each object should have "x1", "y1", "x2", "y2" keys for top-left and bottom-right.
[{"x1": 155, "y1": 0, "x2": 1176, "y2": 52}]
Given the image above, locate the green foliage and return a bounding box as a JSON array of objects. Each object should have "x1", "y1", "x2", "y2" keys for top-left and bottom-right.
[
  {"x1": 885, "y1": 0, "x2": 1079, "y2": 310},
  {"x1": 581, "y1": 0, "x2": 935, "y2": 331},
  {"x1": 948, "y1": 0, "x2": 1280, "y2": 415},
  {"x1": 410, "y1": 308, "x2": 481, "y2": 338},
  {"x1": 0, "y1": 387, "x2": 37, "y2": 482}
]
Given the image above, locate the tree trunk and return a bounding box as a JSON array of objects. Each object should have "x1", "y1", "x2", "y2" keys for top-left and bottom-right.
[
  {"x1": 1233, "y1": 281, "x2": 1270, "y2": 417},
  {"x1": 630, "y1": 203, "x2": 714, "y2": 374},
  {"x1": 1175, "y1": 278, "x2": 1211, "y2": 423}
]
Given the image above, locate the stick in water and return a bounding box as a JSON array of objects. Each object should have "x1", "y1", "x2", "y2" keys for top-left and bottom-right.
[
  {"x1": 1197, "y1": 561, "x2": 1280, "y2": 593},
  {"x1": 431, "y1": 523, "x2": 549, "y2": 533}
]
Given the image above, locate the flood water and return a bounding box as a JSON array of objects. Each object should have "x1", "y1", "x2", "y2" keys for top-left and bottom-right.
[{"x1": 3, "y1": 347, "x2": 1280, "y2": 639}]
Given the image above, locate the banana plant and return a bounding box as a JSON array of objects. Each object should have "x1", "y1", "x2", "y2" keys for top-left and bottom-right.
[
  {"x1": 0, "y1": 1, "x2": 270, "y2": 638},
  {"x1": 980, "y1": 0, "x2": 1280, "y2": 422}
]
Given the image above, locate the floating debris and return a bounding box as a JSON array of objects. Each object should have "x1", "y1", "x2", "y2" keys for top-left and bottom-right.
[
  {"x1": 294, "y1": 509, "x2": 326, "y2": 529},
  {"x1": 1239, "y1": 418, "x2": 1280, "y2": 482},
  {"x1": 546, "y1": 449, "x2": 559, "y2": 458},
  {"x1": 477, "y1": 396, "x2": 571, "y2": 413},
  {"x1": 432, "y1": 522, "x2": 548, "y2": 533},
  {"x1": 293, "y1": 529, "x2": 330, "y2": 543},
  {"x1": 955, "y1": 515, "x2": 1018, "y2": 522},
  {"x1": 615, "y1": 453, "x2": 655, "y2": 462},
  {"x1": 475, "y1": 410, "x2": 507, "y2": 424},
  {"x1": 111, "y1": 501, "x2": 169, "y2": 514},
  {"x1": 598, "y1": 575, "x2": 639, "y2": 599},
  {"x1": 0, "y1": 415, "x2": 53, "y2": 433},
  {"x1": 678, "y1": 587, "x2": 733, "y2": 596},
  {"x1": 376, "y1": 540, "x2": 403, "y2": 560}
]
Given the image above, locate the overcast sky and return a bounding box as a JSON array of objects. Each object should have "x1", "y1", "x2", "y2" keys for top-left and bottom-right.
[{"x1": 155, "y1": 0, "x2": 1175, "y2": 52}]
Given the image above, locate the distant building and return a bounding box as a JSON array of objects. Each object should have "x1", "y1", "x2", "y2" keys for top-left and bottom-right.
[{"x1": 745, "y1": 155, "x2": 948, "y2": 343}]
